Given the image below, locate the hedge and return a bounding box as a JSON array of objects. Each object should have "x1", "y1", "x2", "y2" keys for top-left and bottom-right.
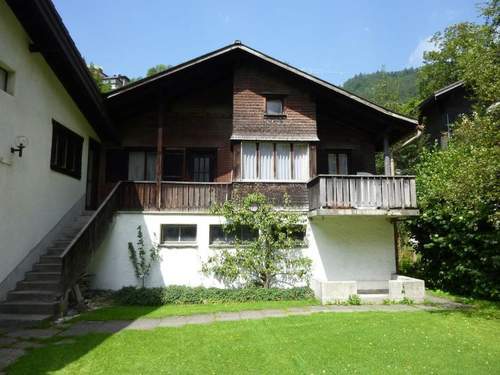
[{"x1": 113, "y1": 286, "x2": 315, "y2": 306}]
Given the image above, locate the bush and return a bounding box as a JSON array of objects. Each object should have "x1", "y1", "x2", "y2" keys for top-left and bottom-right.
[
  {"x1": 409, "y1": 112, "x2": 500, "y2": 299},
  {"x1": 113, "y1": 286, "x2": 315, "y2": 306}
]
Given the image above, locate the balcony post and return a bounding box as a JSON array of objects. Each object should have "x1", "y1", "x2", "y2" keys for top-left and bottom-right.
[
  {"x1": 383, "y1": 134, "x2": 393, "y2": 176},
  {"x1": 156, "y1": 99, "x2": 164, "y2": 210}
]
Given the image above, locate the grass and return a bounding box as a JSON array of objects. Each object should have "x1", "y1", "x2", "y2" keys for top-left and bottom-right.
[
  {"x1": 8, "y1": 309, "x2": 500, "y2": 374},
  {"x1": 73, "y1": 299, "x2": 319, "y2": 321}
]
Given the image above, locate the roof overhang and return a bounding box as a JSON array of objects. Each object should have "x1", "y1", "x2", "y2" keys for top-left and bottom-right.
[
  {"x1": 105, "y1": 42, "x2": 419, "y2": 145},
  {"x1": 6, "y1": 0, "x2": 118, "y2": 141},
  {"x1": 419, "y1": 80, "x2": 465, "y2": 112}
]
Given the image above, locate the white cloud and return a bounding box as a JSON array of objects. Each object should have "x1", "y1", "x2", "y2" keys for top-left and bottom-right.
[{"x1": 407, "y1": 36, "x2": 438, "y2": 67}]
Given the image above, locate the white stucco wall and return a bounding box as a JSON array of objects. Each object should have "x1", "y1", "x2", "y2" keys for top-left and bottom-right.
[
  {"x1": 90, "y1": 212, "x2": 397, "y2": 290},
  {"x1": 0, "y1": 1, "x2": 99, "y2": 283},
  {"x1": 308, "y1": 216, "x2": 396, "y2": 289}
]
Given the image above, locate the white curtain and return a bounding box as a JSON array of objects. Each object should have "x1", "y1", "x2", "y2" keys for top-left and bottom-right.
[
  {"x1": 338, "y1": 153, "x2": 348, "y2": 174},
  {"x1": 146, "y1": 152, "x2": 156, "y2": 181},
  {"x1": 128, "y1": 151, "x2": 145, "y2": 180},
  {"x1": 276, "y1": 143, "x2": 291, "y2": 180},
  {"x1": 242, "y1": 142, "x2": 257, "y2": 180},
  {"x1": 328, "y1": 153, "x2": 337, "y2": 174},
  {"x1": 259, "y1": 142, "x2": 273, "y2": 180},
  {"x1": 293, "y1": 144, "x2": 308, "y2": 181}
]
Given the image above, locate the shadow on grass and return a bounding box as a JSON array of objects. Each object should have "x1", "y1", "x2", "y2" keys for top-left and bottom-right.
[{"x1": 6, "y1": 333, "x2": 113, "y2": 374}]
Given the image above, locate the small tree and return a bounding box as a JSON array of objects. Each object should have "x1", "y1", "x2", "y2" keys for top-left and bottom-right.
[
  {"x1": 202, "y1": 193, "x2": 312, "y2": 288},
  {"x1": 128, "y1": 225, "x2": 161, "y2": 288}
]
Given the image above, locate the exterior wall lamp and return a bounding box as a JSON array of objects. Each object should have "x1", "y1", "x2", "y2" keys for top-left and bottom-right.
[{"x1": 11, "y1": 136, "x2": 29, "y2": 157}]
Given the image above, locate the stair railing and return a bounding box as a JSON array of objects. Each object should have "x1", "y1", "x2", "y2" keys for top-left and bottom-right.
[{"x1": 59, "y1": 181, "x2": 122, "y2": 310}]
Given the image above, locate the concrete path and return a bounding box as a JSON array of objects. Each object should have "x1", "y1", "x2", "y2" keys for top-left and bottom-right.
[{"x1": 60, "y1": 304, "x2": 441, "y2": 336}]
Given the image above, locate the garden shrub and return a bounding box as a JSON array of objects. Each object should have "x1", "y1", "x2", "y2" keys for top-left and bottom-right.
[{"x1": 113, "y1": 286, "x2": 315, "y2": 306}]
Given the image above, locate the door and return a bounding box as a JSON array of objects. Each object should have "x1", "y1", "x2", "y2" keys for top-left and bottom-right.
[
  {"x1": 85, "y1": 138, "x2": 100, "y2": 209},
  {"x1": 187, "y1": 149, "x2": 216, "y2": 182}
]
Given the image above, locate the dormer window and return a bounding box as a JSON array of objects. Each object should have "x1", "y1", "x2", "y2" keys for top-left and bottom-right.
[{"x1": 265, "y1": 96, "x2": 284, "y2": 116}]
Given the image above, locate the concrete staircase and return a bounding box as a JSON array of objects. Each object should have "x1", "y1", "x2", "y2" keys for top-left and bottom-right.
[
  {"x1": 0, "y1": 211, "x2": 93, "y2": 324},
  {"x1": 358, "y1": 289, "x2": 390, "y2": 304}
]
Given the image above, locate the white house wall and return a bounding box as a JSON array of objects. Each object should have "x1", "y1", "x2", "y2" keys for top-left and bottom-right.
[
  {"x1": 90, "y1": 212, "x2": 397, "y2": 290},
  {"x1": 0, "y1": 1, "x2": 99, "y2": 285}
]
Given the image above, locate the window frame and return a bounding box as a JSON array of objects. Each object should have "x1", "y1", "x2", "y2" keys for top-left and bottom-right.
[
  {"x1": 241, "y1": 141, "x2": 309, "y2": 182},
  {"x1": 209, "y1": 224, "x2": 259, "y2": 246},
  {"x1": 126, "y1": 148, "x2": 157, "y2": 181},
  {"x1": 160, "y1": 224, "x2": 197, "y2": 245},
  {"x1": 0, "y1": 66, "x2": 8, "y2": 92},
  {"x1": 325, "y1": 150, "x2": 351, "y2": 175},
  {"x1": 264, "y1": 95, "x2": 285, "y2": 117},
  {"x1": 50, "y1": 120, "x2": 84, "y2": 179}
]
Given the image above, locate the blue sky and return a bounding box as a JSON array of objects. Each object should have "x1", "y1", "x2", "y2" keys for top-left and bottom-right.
[{"x1": 53, "y1": 0, "x2": 479, "y2": 85}]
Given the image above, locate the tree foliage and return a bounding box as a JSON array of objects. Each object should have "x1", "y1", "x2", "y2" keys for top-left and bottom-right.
[
  {"x1": 408, "y1": 111, "x2": 500, "y2": 299},
  {"x1": 202, "y1": 193, "x2": 312, "y2": 288},
  {"x1": 128, "y1": 225, "x2": 161, "y2": 288},
  {"x1": 146, "y1": 64, "x2": 171, "y2": 77},
  {"x1": 88, "y1": 63, "x2": 111, "y2": 93},
  {"x1": 418, "y1": 2, "x2": 500, "y2": 109}
]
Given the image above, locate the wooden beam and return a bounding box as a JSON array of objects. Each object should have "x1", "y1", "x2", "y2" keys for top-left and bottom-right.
[
  {"x1": 156, "y1": 99, "x2": 165, "y2": 209},
  {"x1": 383, "y1": 134, "x2": 392, "y2": 175}
]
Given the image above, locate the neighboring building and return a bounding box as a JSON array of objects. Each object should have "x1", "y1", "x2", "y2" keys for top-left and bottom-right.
[
  {"x1": 101, "y1": 74, "x2": 130, "y2": 90},
  {"x1": 418, "y1": 81, "x2": 473, "y2": 148},
  {"x1": 88, "y1": 64, "x2": 130, "y2": 90},
  {"x1": 0, "y1": 0, "x2": 424, "y2": 320}
]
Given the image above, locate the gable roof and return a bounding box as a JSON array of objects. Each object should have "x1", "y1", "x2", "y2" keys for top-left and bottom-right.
[
  {"x1": 106, "y1": 41, "x2": 418, "y2": 127},
  {"x1": 419, "y1": 80, "x2": 466, "y2": 111},
  {"x1": 6, "y1": 0, "x2": 117, "y2": 141}
]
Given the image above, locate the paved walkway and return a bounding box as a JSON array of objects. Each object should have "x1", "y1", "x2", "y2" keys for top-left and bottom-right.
[{"x1": 0, "y1": 301, "x2": 468, "y2": 372}]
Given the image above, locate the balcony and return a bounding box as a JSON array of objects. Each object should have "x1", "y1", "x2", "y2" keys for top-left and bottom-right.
[
  {"x1": 307, "y1": 175, "x2": 418, "y2": 216},
  {"x1": 115, "y1": 175, "x2": 417, "y2": 216}
]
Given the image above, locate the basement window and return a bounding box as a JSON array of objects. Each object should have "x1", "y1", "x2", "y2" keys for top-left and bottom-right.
[
  {"x1": 161, "y1": 224, "x2": 197, "y2": 244},
  {"x1": 209, "y1": 225, "x2": 258, "y2": 245},
  {"x1": 50, "y1": 120, "x2": 84, "y2": 179}
]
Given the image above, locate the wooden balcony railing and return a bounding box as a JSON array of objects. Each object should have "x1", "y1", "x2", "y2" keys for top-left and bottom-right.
[
  {"x1": 119, "y1": 181, "x2": 232, "y2": 211},
  {"x1": 307, "y1": 175, "x2": 417, "y2": 212}
]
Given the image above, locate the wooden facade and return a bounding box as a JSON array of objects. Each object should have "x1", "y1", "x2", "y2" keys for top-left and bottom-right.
[{"x1": 97, "y1": 44, "x2": 419, "y2": 215}]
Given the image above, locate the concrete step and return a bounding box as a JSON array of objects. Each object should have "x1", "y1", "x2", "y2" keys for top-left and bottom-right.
[
  {"x1": 7, "y1": 290, "x2": 59, "y2": 302},
  {"x1": 359, "y1": 294, "x2": 390, "y2": 304},
  {"x1": 0, "y1": 313, "x2": 52, "y2": 327},
  {"x1": 25, "y1": 271, "x2": 61, "y2": 281},
  {"x1": 358, "y1": 289, "x2": 389, "y2": 295},
  {"x1": 39, "y1": 255, "x2": 62, "y2": 264},
  {"x1": 46, "y1": 247, "x2": 66, "y2": 256},
  {"x1": 33, "y1": 263, "x2": 61, "y2": 272},
  {"x1": 0, "y1": 300, "x2": 60, "y2": 315},
  {"x1": 17, "y1": 280, "x2": 62, "y2": 292}
]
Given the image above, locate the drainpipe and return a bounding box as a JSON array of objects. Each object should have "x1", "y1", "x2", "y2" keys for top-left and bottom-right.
[{"x1": 390, "y1": 125, "x2": 424, "y2": 175}]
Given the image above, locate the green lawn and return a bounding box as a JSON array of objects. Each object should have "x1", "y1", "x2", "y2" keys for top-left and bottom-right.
[
  {"x1": 74, "y1": 299, "x2": 319, "y2": 321},
  {"x1": 10, "y1": 309, "x2": 500, "y2": 374}
]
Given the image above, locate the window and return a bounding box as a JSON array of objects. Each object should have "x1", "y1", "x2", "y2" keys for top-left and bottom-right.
[
  {"x1": 163, "y1": 150, "x2": 184, "y2": 180},
  {"x1": 161, "y1": 224, "x2": 197, "y2": 243},
  {"x1": 327, "y1": 152, "x2": 349, "y2": 174},
  {"x1": 0, "y1": 67, "x2": 8, "y2": 92},
  {"x1": 209, "y1": 225, "x2": 258, "y2": 245},
  {"x1": 241, "y1": 142, "x2": 309, "y2": 181},
  {"x1": 265, "y1": 97, "x2": 284, "y2": 115},
  {"x1": 187, "y1": 150, "x2": 216, "y2": 182},
  {"x1": 50, "y1": 120, "x2": 84, "y2": 179},
  {"x1": 128, "y1": 150, "x2": 156, "y2": 181},
  {"x1": 290, "y1": 225, "x2": 307, "y2": 243}
]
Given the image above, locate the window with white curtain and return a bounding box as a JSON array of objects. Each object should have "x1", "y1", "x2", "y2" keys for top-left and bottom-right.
[
  {"x1": 327, "y1": 152, "x2": 349, "y2": 174},
  {"x1": 241, "y1": 142, "x2": 308, "y2": 181},
  {"x1": 128, "y1": 150, "x2": 156, "y2": 181},
  {"x1": 276, "y1": 143, "x2": 291, "y2": 180},
  {"x1": 259, "y1": 143, "x2": 273, "y2": 180},
  {"x1": 242, "y1": 142, "x2": 257, "y2": 180},
  {"x1": 293, "y1": 144, "x2": 308, "y2": 180}
]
